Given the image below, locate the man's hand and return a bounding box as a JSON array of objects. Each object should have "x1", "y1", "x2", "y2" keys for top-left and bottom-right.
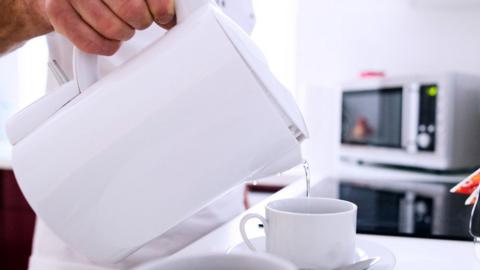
[
  {"x1": 45, "y1": 0, "x2": 176, "y2": 55},
  {"x1": 0, "y1": 0, "x2": 52, "y2": 55}
]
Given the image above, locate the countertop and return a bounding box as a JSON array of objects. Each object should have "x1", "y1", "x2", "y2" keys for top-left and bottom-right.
[
  {"x1": 176, "y1": 177, "x2": 480, "y2": 269},
  {"x1": 339, "y1": 161, "x2": 469, "y2": 184}
]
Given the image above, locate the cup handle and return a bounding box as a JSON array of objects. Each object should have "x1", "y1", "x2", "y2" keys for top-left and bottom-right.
[{"x1": 239, "y1": 213, "x2": 267, "y2": 251}]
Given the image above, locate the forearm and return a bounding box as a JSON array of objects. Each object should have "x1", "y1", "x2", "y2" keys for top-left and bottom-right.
[{"x1": 0, "y1": 0, "x2": 52, "y2": 55}]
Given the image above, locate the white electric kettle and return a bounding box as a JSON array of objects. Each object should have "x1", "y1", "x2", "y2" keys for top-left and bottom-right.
[{"x1": 6, "y1": 0, "x2": 308, "y2": 264}]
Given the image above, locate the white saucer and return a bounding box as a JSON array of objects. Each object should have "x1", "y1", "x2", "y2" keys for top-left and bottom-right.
[{"x1": 227, "y1": 237, "x2": 396, "y2": 270}]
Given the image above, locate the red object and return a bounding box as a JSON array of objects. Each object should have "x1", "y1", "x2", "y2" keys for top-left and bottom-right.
[
  {"x1": 360, "y1": 71, "x2": 386, "y2": 78},
  {"x1": 0, "y1": 170, "x2": 36, "y2": 270},
  {"x1": 452, "y1": 173, "x2": 480, "y2": 195},
  {"x1": 243, "y1": 183, "x2": 285, "y2": 209}
]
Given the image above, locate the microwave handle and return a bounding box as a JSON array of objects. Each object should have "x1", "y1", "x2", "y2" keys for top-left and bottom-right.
[{"x1": 405, "y1": 84, "x2": 420, "y2": 153}]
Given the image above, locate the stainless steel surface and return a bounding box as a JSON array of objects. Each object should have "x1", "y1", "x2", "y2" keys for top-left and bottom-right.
[{"x1": 406, "y1": 83, "x2": 420, "y2": 152}]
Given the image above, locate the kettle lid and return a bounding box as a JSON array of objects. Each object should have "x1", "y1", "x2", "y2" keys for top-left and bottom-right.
[{"x1": 212, "y1": 8, "x2": 309, "y2": 141}]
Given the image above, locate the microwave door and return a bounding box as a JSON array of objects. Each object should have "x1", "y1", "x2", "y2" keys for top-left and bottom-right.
[{"x1": 341, "y1": 88, "x2": 403, "y2": 149}]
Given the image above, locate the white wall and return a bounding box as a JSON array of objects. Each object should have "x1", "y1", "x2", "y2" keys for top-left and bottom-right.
[
  {"x1": 251, "y1": 0, "x2": 298, "y2": 92},
  {"x1": 295, "y1": 0, "x2": 480, "y2": 178}
]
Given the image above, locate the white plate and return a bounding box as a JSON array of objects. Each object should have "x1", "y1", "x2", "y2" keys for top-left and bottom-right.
[{"x1": 227, "y1": 237, "x2": 396, "y2": 270}]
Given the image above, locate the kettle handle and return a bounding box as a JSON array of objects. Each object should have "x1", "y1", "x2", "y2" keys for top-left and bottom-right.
[
  {"x1": 6, "y1": 0, "x2": 214, "y2": 145},
  {"x1": 73, "y1": 0, "x2": 214, "y2": 92},
  {"x1": 73, "y1": 49, "x2": 98, "y2": 92}
]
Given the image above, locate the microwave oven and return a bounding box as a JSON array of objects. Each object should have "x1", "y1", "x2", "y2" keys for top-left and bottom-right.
[{"x1": 340, "y1": 73, "x2": 480, "y2": 171}]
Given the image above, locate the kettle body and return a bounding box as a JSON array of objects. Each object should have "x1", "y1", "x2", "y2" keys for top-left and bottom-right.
[{"x1": 6, "y1": 0, "x2": 308, "y2": 263}]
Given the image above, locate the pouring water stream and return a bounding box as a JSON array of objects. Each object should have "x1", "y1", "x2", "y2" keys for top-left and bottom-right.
[{"x1": 303, "y1": 160, "x2": 311, "y2": 199}]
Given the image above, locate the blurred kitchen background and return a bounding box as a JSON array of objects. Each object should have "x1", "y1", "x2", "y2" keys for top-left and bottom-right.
[
  {"x1": 297, "y1": 0, "x2": 480, "y2": 178},
  {"x1": 2, "y1": 0, "x2": 480, "y2": 268}
]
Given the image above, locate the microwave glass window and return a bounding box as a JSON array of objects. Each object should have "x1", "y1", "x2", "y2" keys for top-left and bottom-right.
[{"x1": 342, "y1": 88, "x2": 403, "y2": 148}]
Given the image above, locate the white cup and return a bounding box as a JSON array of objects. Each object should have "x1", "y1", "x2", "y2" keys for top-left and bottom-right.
[
  {"x1": 240, "y1": 198, "x2": 357, "y2": 270},
  {"x1": 131, "y1": 253, "x2": 297, "y2": 270}
]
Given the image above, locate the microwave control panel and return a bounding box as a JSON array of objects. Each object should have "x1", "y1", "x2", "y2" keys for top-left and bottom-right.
[{"x1": 416, "y1": 84, "x2": 437, "y2": 152}]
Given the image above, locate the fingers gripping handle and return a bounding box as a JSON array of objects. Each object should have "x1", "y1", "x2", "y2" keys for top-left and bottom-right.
[
  {"x1": 239, "y1": 213, "x2": 267, "y2": 251},
  {"x1": 73, "y1": 0, "x2": 213, "y2": 92}
]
